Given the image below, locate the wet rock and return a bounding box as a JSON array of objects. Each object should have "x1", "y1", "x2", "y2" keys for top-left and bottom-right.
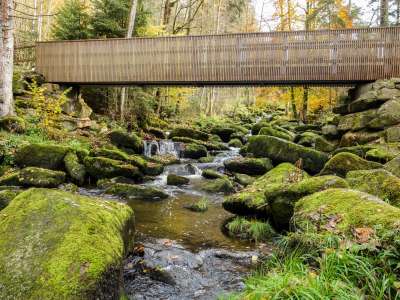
[
  {"x1": 167, "y1": 174, "x2": 190, "y2": 186},
  {"x1": 109, "y1": 130, "x2": 144, "y2": 154},
  {"x1": 198, "y1": 156, "x2": 215, "y2": 163},
  {"x1": 170, "y1": 127, "x2": 209, "y2": 141},
  {"x1": 228, "y1": 138, "x2": 243, "y2": 148},
  {"x1": 247, "y1": 135, "x2": 329, "y2": 174},
  {"x1": 202, "y1": 169, "x2": 225, "y2": 179},
  {"x1": 199, "y1": 178, "x2": 234, "y2": 195},
  {"x1": 223, "y1": 163, "x2": 309, "y2": 217},
  {"x1": 101, "y1": 181, "x2": 169, "y2": 200},
  {"x1": 64, "y1": 151, "x2": 86, "y2": 185},
  {"x1": 233, "y1": 173, "x2": 255, "y2": 187},
  {"x1": 224, "y1": 157, "x2": 273, "y2": 176},
  {"x1": 346, "y1": 169, "x2": 400, "y2": 207},
  {"x1": 182, "y1": 144, "x2": 207, "y2": 159},
  {"x1": 0, "y1": 116, "x2": 25, "y2": 133},
  {"x1": 84, "y1": 156, "x2": 142, "y2": 181},
  {"x1": 148, "y1": 127, "x2": 166, "y2": 139},
  {"x1": 320, "y1": 152, "x2": 383, "y2": 177},
  {"x1": 258, "y1": 125, "x2": 295, "y2": 141},
  {"x1": 151, "y1": 154, "x2": 180, "y2": 166},
  {"x1": 0, "y1": 188, "x2": 134, "y2": 299},
  {"x1": 15, "y1": 143, "x2": 70, "y2": 170},
  {"x1": 266, "y1": 175, "x2": 349, "y2": 229},
  {"x1": 144, "y1": 162, "x2": 164, "y2": 176}
]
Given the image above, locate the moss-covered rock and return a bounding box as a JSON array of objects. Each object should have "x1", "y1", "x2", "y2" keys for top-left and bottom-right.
[
  {"x1": 0, "y1": 189, "x2": 20, "y2": 210},
  {"x1": 320, "y1": 152, "x2": 383, "y2": 177},
  {"x1": 169, "y1": 127, "x2": 209, "y2": 141},
  {"x1": 108, "y1": 130, "x2": 143, "y2": 154},
  {"x1": 251, "y1": 121, "x2": 270, "y2": 135},
  {"x1": 150, "y1": 154, "x2": 180, "y2": 166},
  {"x1": 199, "y1": 177, "x2": 234, "y2": 195},
  {"x1": 223, "y1": 163, "x2": 309, "y2": 217},
  {"x1": 0, "y1": 171, "x2": 20, "y2": 186},
  {"x1": 147, "y1": 127, "x2": 166, "y2": 139},
  {"x1": 247, "y1": 136, "x2": 329, "y2": 174},
  {"x1": 224, "y1": 157, "x2": 273, "y2": 176},
  {"x1": 296, "y1": 132, "x2": 337, "y2": 152},
  {"x1": 15, "y1": 143, "x2": 69, "y2": 170},
  {"x1": 210, "y1": 124, "x2": 248, "y2": 142},
  {"x1": 228, "y1": 138, "x2": 243, "y2": 148},
  {"x1": 293, "y1": 188, "x2": 400, "y2": 249},
  {"x1": 144, "y1": 162, "x2": 164, "y2": 176},
  {"x1": 181, "y1": 143, "x2": 207, "y2": 159},
  {"x1": 259, "y1": 125, "x2": 295, "y2": 141},
  {"x1": 0, "y1": 116, "x2": 26, "y2": 133},
  {"x1": 339, "y1": 130, "x2": 382, "y2": 147},
  {"x1": 64, "y1": 152, "x2": 86, "y2": 185},
  {"x1": 0, "y1": 188, "x2": 134, "y2": 299},
  {"x1": 198, "y1": 156, "x2": 215, "y2": 163},
  {"x1": 202, "y1": 168, "x2": 225, "y2": 179},
  {"x1": 18, "y1": 167, "x2": 66, "y2": 188},
  {"x1": 384, "y1": 156, "x2": 400, "y2": 177},
  {"x1": 167, "y1": 174, "x2": 190, "y2": 186},
  {"x1": 266, "y1": 175, "x2": 349, "y2": 229},
  {"x1": 171, "y1": 136, "x2": 228, "y2": 151},
  {"x1": 337, "y1": 109, "x2": 377, "y2": 132},
  {"x1": 233, "y1": 173, "x2": 255, "y2": 186},
  {"x1": 84, "y1": 157, "x2": 142, "y2": 181},
  {"x1": 346, "y1": 169, "x2": 400, "y2": 207},
  {"x1": 368, "y1": 99, "x2": 400, "y2": 129},
  {"x1": 101, "y1": 182, "x2": 169, "y2": 201}
]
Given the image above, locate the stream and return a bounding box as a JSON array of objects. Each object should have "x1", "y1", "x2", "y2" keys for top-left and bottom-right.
[{"x1": 83, "y1": 141, "x2": 267, "y2": 299}]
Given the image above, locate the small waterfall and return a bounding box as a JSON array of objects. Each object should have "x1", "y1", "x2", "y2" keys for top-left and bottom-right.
[{"x1": 143, "y1": 140, "x2": 183, "y2": 158}]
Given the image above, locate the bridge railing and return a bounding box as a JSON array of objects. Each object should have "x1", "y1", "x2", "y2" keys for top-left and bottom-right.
[{"x1": 36, "y1": 27, "x2": 400, "y2": 85}]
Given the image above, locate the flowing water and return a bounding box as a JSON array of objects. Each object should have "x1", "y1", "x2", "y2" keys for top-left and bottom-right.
[{"x1": 83, "y1": 142, "x2": 267, "y2": 299}]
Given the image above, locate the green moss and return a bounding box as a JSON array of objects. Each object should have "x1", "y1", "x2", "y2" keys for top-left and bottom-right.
[
  {"x1": 199, "y1": 177, "x2": 234, "y2": 195},
  {"x1": 259, "y1": 125, "x2": 294, "y2": 141},
  {"x1": 169, "y1": 127, "x2": 209, "y2": 141},
  {"x1": 84, "y1": 157, "x2": 142, "y2": 181},
  {"x1": 226, "y1": 217, "x2": 276, "y2": 242},
  {"x1": 198, "y1": 156, "x2": 215, "y2": 163},
  {"x1": 18, "y1": 167, "x2": 66, "y2": 188},
  {"x1": 223, "y1": 163, "x2": 309, "y2": 217},
  {"x1": 167, "y1": 174, "x2": 190, "y2": 186},
  {"x1": 0, "y1": 116, "x2": 26, "y2": 133},
  {"x1": 102, "y1": 182, "x2": 169, "y2": 201},
  {"x1": 293, "y1": 188, "x2": 400, "y2": 249},
  {"x1": 0, "y1": 189, "x2": 20, "y2": 210},
  {"x1": 181, "y1": 143, "x2": 207, "y2": 159},
  {"x1": 210, "y1": 124, "x2": 247, "y2": 142},
  {"x1": 202, "y1": 168, "x2": 226, "y2": 179},
  {"x1": 0, "y1": 171, "x2": 21, "y2": 186},
  {"x1": 224, "y1": 157, "x2": 273, "y2": 176},
  {"x1": 150, "y1": 154, "x2": 180, "y2": 166},
  {"x1": 233, "y1": 173, "x2": 256, "y2": 186},
  {"x1": 108, "y1": 130, "x2": 143, "y2": 154},
  {"x1": 385, "y1": 156, "x2": 400, "y2": 177},
  {"x1": 251, "y1": 121, "x2": 270, "y2": 135},
  {"x1": 0, "y1": 188, "x2": 134, "y2": 299},
  {"x1": 320, "y1": 152, "x2": 383, "y2": 177},
  {"x1": 228, "y1": 138, "x2": 243, "y2": 148},
  {"x1": 15, "y1": 143, "x2": 70, "y2": 170},
  {"x1": 172, "y1": 136, "x2": 228, "y2": 151},
  {"x1": 185, "y1": 197, "x2": 209, "y2": 212},
  {"x1": 64, "y1": 152, "x2": 86, "y2": 185},
  {"x1": 346, "y1": 169, "x2": 400, "y2": 207},
  {"x1": 247, "y1": 135, "x2": 329, "y2": 174},
  {"x1": 296, "y1": 132, "x2": 336, "y2": 152}
]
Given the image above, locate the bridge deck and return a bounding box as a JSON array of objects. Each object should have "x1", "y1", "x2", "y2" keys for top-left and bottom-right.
[{"x1": 35, "y1": 27, "x2": 400, "y2": 86}]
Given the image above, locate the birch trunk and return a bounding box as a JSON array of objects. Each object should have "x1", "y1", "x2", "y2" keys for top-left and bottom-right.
[{"x1": 0, "y1": 0, "x2": 15, "y2": 116}]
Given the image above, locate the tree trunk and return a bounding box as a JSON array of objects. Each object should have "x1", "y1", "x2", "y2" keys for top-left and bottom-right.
[
  {"x1": 302, "y1": 86, "x2": 309, "y2": 123},
  {"x1": 290, "y1": 87, "x2": 297, "y2": 119},
  {"x1": 120, "y1": 0, "x2": 138, "y2": 121},
  {"x1": 380, "y1": 0, "x2": 389, "y2": 26},
  {"x1": 0, "y1": 0, "x2": 15, "y2": 116}
]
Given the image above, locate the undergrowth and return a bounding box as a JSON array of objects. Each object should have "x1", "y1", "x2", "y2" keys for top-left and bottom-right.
[{"x1": 226, "y1": 217, "x2": 276, "y2": 243}]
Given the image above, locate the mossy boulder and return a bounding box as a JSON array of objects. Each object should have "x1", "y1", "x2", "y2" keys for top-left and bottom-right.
[
  {"x1": 64, "y1": 152, "x2": 86, "y2": 185},
  {"x1": 0, "y1": 172, "x2": 20, "y2": 186},
  {"x1": 247, "y1": 136, "x2": 329, "y2": 174},
  {"x1": 259, "y1": 125, "x2": 295, "y2": 141},
  {"x1": 198, "y1": 156, "x2": 215, "y2": 163},
  {"x1": 266, "y1": 175, "x2": 349, "y2": 229},
  {"x1": 296, "y1": 132, "x2": 336, "y2": 152},
  {"x1": 202, "y1": 168, "x2": 225, "y2": 179},
  {"x1": 181, "y1": 143, "x2": 207, "y2": 159},
  {"x1": 224, "y1": 157, "x2": 273, "y2": 176},
  {"x1": 0, "y1": 116, "x2": 26, "y2": 133},
  {"x1": 199, "y1": 177, "x2": 234, "y2": 195},
  {"x1": 144, "y1": 162, "x2": 164, "y2": 176},
  {"x1": 172, "y1": 136, "x2": 228, "y2": 151},
  {"x1": 15, "y1": 144, "x2": 69, "y2": 170},
  {"x1": 251, "y1": 121, "x2": 270, "y2": 135},
  {"x1": 147, "y1": 127, "x2": 166, "y2": 139},
  {"x1": 346, "y1": 169, "x2": 400, "y2": 207},
  {"x1": 228, "y1": 138, "x2": 243, "y2": 148},
  {"x1": 101, "y1": 182, "x2": 169, "y2": 201},
  {"x1": 150, "y1": 154, "x2": 180, "y2": 166},
  {"x1": 84, "y1": 157, "x2": 142, "y2": 181},
  {"x1": 233, "y1": 173, "x2": 255, "y2": 186},
  {"x1": 0, "y1": 188, "x2": 134, "y2": 299},
  {"x1": 223, "y1": 163, "x2": 309, "y2": 217},
  {"x1": 337, "y1": 109, "x2": 377, "y2": 132},
  {"x1": 167, "y1": 174, "x2": 190, "y2": 186},
  {"x1": 0, "y1": 189, "x2": 20, "y2": 210},
  {"x1": 293, "y1": 188, "x2": 400, "y2": 249},
  {"x1": 18, "y1": 167, "x2": 66, "y2": 188},
  {"x1": 210, "y1": 124, "x2": 248, "y2": 142},
  {"x1": 339, "y1": 130, "x2": 382, "y2": 147},
  {"x1": 384, "y1": 156, "x2": 400, "y2": 177},
  {"x1": 368, "y1": 99, "x2": 400, "y2": 129},
  {"x1": 108, "y1": 130, "x2": 143, "y2": 154},
  {"x1": 169, "y1": 127, "x2": 209, "y2": 141},
  {"x1": 320, "y1": 152, "x2": 383, "y2": 177}
]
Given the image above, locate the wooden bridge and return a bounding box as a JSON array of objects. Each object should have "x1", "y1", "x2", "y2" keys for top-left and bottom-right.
[{"x1": 35, "y1": 27, "x2": 400, "y2": 86}]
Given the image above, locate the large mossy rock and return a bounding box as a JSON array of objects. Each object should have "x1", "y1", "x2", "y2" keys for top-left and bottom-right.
[
  {"x1": 320, "y1": 152, "x2": 383, "y2": 177},
  {"x1": 293, "y1": 188, "x2": 400, "y2": 249},
  {"x1": 15, "y1": 144, "x2": 69, "y2": 170},
  {"x1": 228, "y1": 138, "x2": 243, "y2": 148},
  {"x1": 296, "y1": 132, "x2": 337, "y2": 152},
  {"x1": 233, "y1": 173, "x2": 256, "y2": 186},
  {"x1": 0, "y1": 189, "x2": 20, "y2": 210},
  {"x1": 368, "y1": 99, "x2": 400, "y2": 129},
  {"x1": 169, "y1": 127, "x2": 209, "y2": 141},
  {"x1": 0, "y1": 116, "x2": 26, "y2": 133},
  {"x1": 84, "y1": 157, "x2": 142, "y2": 181},
  {"x1": 202, "y1": 168, "x2": 225, "y2": 179},
  {"x1": 100, "y1": 181, "x2": 169, "y2": 201},
  {"x1": 18, "y1": 167, "x2": 66, "y2": 188},
  {"x1": 198, "y1": 177, "x2": 234, "y2": 195},
  {"x1": 339, "y1": 130, "x2": 382, "y2": 147},
  {"x1": 167, "y1": 174, "x2": 190, "y2": 186},
  {"x1": 223, "y1": 163, "x2": 309, "y2": 217},
  {"x1": 258, "y1": 125, "x2": 295, "y2": 141},
  {"x1": 224, "y1": 157, "x2": 273, "y2": 175},
  {"x1": 0, "y1": 188, "x2": 134, "y2": 299},
  {"x1": 266, "y1": 175, "x2": 349, "y2": 229},
  {"x1": 337, "y1": 109, "x2": 377, "y2": 132},
  {"x1": 171, "y1": 136, "x2": 229, "y2": 151},
  {"x1": 247, "y1": 135, "x2": 329, "y2": 174},
  {"x1": 251, "y1": 121, "x2": 270, "y2": 135},
  {"x1": 210, "y1": 124, "x2": 248, "y2": 142},
  {"x1": 181, "y1": 143, "x2": 207, "y2": 159},
  {"x1": 108, "y1": 130, "x2": 143, "y2": 154},
  {"x1": 64, "y1": 152, "x2": 86, "y2": 185},
  {"x1": 347, "y1": 169, "x2": 400, "y2": 207},
  {"x1": 385, "y1": 156, "x2": 400, "y2": 177}
]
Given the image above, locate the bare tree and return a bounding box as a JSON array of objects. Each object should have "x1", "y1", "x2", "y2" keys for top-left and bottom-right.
[
  {"x1": 380, "y1": 0, "x2": 389, "y2": 26},
  {"x1": 0, "y1": 0, "x2": 15, "y2": 116}
]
